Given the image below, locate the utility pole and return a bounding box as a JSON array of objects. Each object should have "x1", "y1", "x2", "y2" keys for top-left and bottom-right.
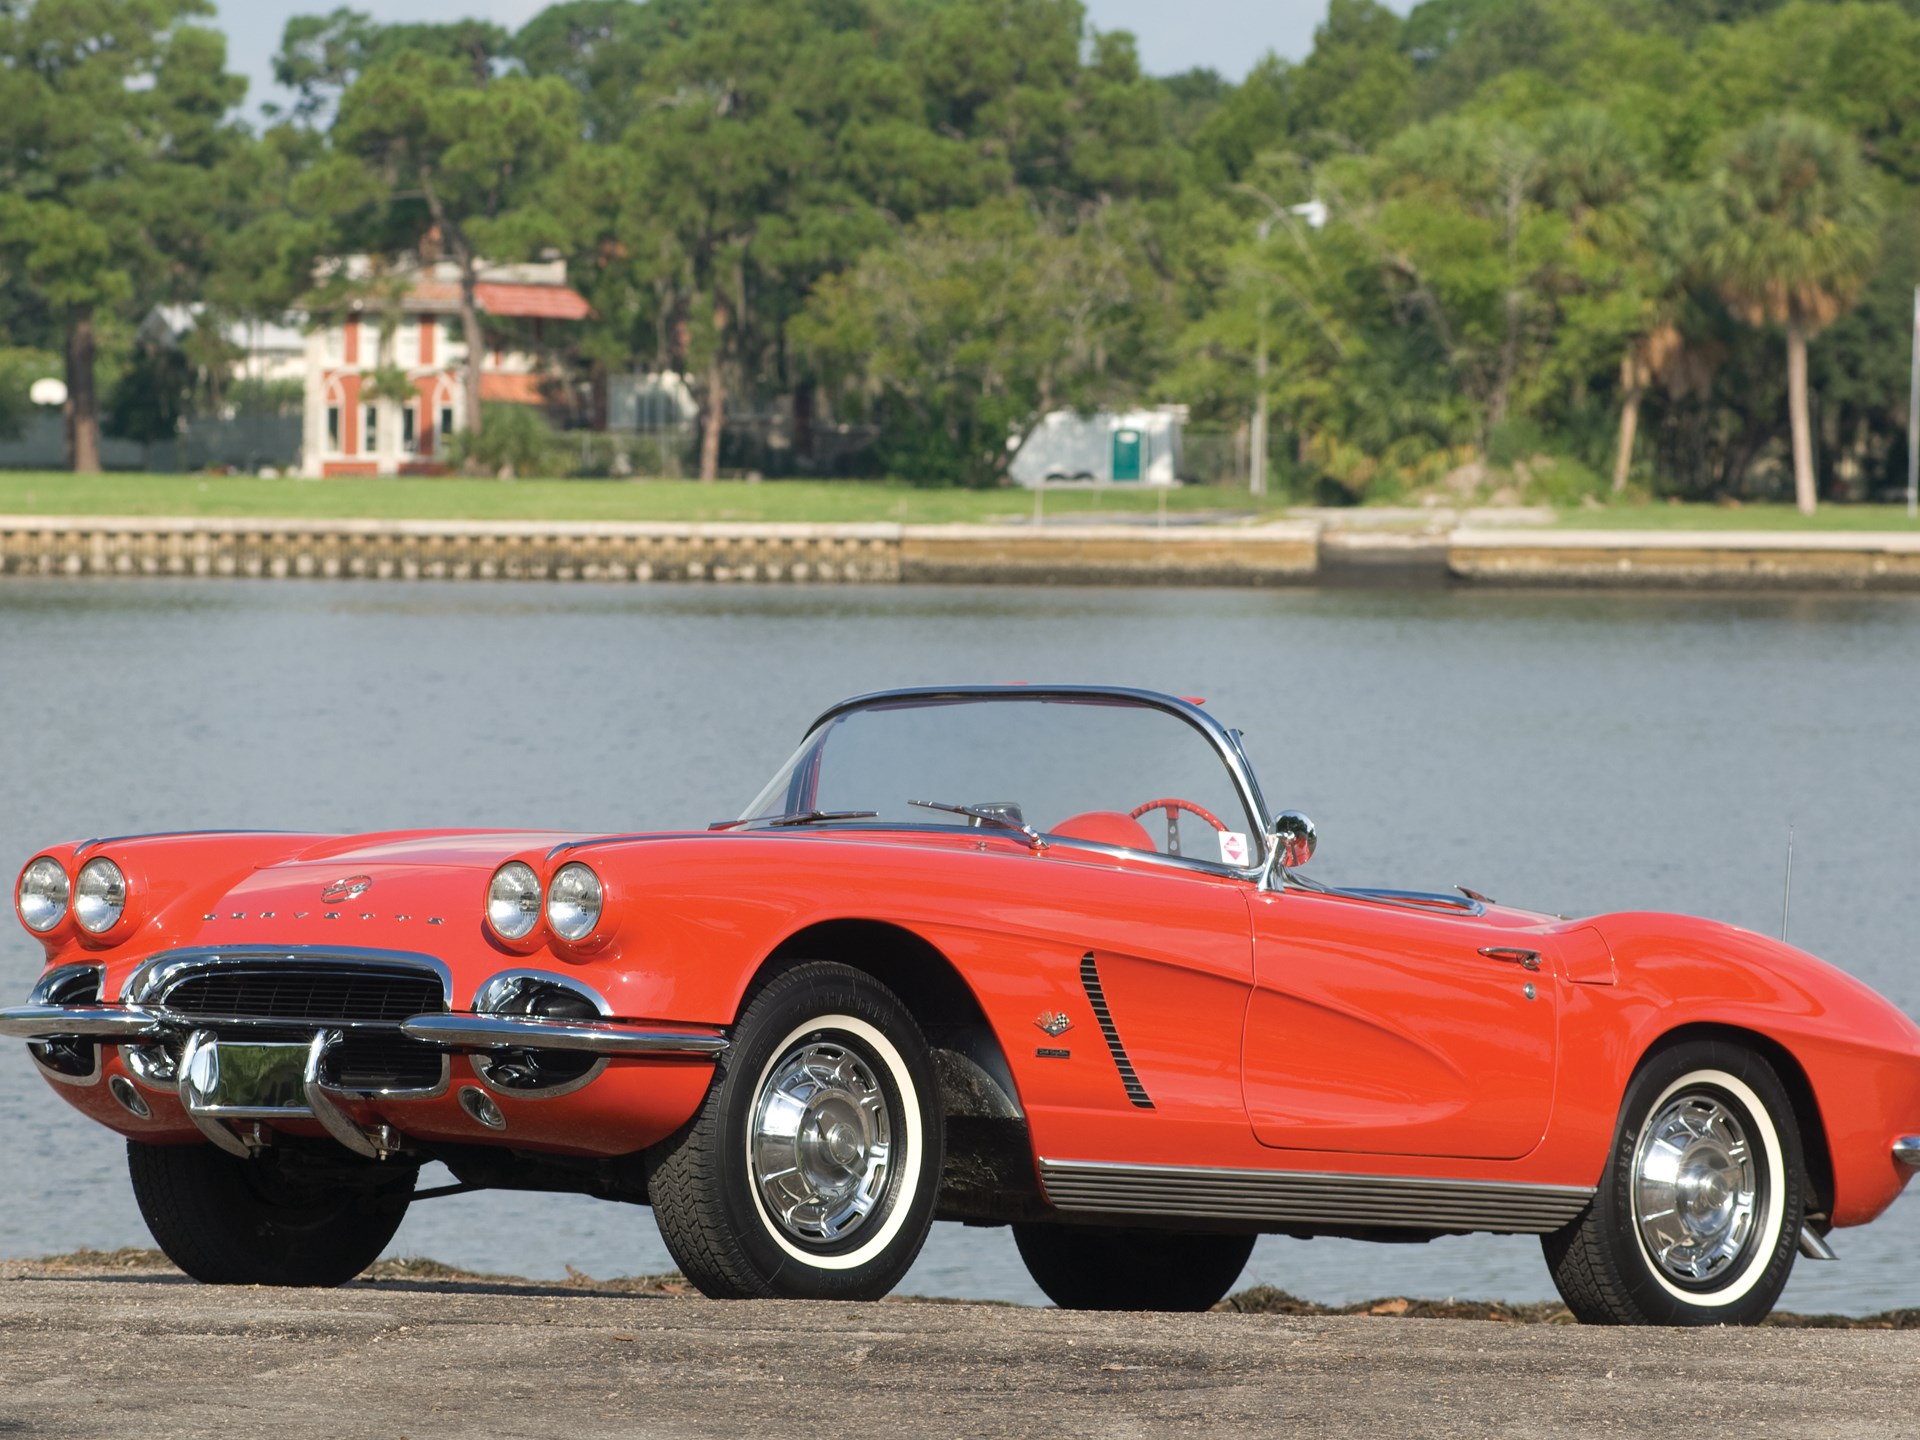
[
  {"x1": 1908, "y1": 284, "x2": 1918, "y2": 520},
  {"x1": 1250, "y1": 309, "x2": 1269, "y2": 498}
]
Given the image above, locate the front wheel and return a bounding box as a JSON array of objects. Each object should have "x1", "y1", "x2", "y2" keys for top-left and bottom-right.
[
  {"x1": 127, "y1": 1140, "x2": 415, "y2": 1286},
  {"x1": 1014, "y1": 1223, "x2": 1255, "y2": 1311},
  {"x1": 646, "y1": 962, "x2": 943, "y2": 1300},
  {"x1": 1543, "y1": 1039, "x2": 1804, "y2": 1325}
]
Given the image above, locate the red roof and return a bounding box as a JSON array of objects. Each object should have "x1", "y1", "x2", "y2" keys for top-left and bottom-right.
[
  {"x1": 474, "y1": 282, "x2": 591, "y2": 321},
  {"x1": 479, "y1": 373, "x2": 548, "y2": 405}
]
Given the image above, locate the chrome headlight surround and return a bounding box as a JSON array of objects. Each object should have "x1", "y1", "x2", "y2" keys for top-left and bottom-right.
[
  {"x1": 486, "y1": 862, "x2": 542, "y2": 942},
  {"x1": 73, "y1": 858, "x2": 127, "y2": 935},
  {"x1": 17, "y1": 857, "x2": 70, "y2": 934},
  {"x1": 546, "y1": 863, "x2": 603, "y2": 943}
]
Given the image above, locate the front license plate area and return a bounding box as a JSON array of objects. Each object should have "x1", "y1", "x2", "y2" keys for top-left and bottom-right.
[{"x1": 183, "y1": 1037, "x2": 311, "y2": 1114}]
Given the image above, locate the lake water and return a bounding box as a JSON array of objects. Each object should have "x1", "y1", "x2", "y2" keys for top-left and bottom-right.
[{"x1": 3, "y1": 578, "x2": 1918, "y2": 1313}]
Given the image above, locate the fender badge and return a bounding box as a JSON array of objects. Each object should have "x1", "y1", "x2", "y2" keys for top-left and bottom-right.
[
  {"x1": 1034, "y1": 1011, "x2": 1073, "y2": 1037},
  {"x1": 321, "y1": 875, "x2": 373, "y2": 903}
]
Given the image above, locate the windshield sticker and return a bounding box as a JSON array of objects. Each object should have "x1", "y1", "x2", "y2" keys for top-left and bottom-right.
[{"x1": 1218, "y1": 831, "x2": 1250, "y2": 866}]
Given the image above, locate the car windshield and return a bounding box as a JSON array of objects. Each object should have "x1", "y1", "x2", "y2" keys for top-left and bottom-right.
[{"x1": 738, "y1": 692, "x2": 1266, "y2": 869}]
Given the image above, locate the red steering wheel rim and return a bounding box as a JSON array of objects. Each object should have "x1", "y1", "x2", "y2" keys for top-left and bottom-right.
[{"x1": 1127, "y1": 797, "x2": 1229, "y2": 832}]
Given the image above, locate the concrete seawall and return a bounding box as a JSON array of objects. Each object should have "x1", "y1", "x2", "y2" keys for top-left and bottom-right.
[
  {"x1": 0, "y1": 515, "x2": 1321, "y2": 587},
  {"x1": 3, "y1": 513, "x2": 1919, "y2": 590},
  {"x1": 1448, "y1": 528, "x2": 1920, "y2": 590}
]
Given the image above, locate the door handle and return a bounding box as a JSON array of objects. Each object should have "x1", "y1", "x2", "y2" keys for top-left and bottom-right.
[{"x1": 1478, "y1": 946, "x2": 1541, "y2": 971}]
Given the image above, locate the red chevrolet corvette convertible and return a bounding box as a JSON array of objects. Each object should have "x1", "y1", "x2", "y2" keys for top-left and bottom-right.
[{"x1": 8, "y1": 685, "x2": 1920, "y2": 1323}]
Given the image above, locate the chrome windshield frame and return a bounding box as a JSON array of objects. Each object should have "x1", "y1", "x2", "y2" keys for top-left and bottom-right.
[{"x1": 760, "y1": 686, "x2": 1276, "y2": 879}]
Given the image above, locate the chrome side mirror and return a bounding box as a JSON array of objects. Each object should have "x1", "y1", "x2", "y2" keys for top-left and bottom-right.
[{"x1": 1269, "y1": 811, "x2": 1317, "y2": 870}]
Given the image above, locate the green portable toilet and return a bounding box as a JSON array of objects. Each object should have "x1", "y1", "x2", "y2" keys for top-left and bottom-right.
[{"x1": 1111, "y1": 427, "x2": 1143, "y2": 482}]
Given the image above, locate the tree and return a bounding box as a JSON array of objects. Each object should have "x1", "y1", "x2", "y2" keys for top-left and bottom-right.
[
  {"x1": 795, "y1": 198, "x2": 1164, "y2": 485},
  {"x1": 314, "y1": 53, "x2": 581, "y2": 449},
  {"x1": 274, "y1": 9, "x2": 511, "y2": 123},
  {"x1": 1699, "y1": 114, "x2": 1881, "y2": 512},
  {"x1": 0, "y1": 0, "x2": 245, "y2": 471}
]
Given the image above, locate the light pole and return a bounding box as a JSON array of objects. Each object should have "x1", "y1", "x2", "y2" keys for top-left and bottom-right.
[
  {"x1": 1908, "y1": 284, "x2": 1918, "y2": 520},
  {"x1": 1242, "y1": 193, "x2": 1327, "y2": 500}
]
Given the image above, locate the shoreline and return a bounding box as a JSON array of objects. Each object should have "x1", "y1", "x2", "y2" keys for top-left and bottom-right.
[
  {"x1": 12, "y1": 1249, "x2": 1917, "y2": 1327},
  {"x1": 2, "y1": 512, "x2": 1920, "y2": 590}
]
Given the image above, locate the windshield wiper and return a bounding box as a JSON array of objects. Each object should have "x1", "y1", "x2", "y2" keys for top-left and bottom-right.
[
  {"x1": 908, "y1": 798, "x2": 1048, "y2": 851},
  {"x1": 708, "y1": 809, "x2": 879, "y2": 832}
]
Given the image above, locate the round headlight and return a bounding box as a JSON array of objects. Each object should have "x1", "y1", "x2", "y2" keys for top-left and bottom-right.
[
  {"x1": 17, "y1": 858, "x2": 70, "y2": 934},
  {"x1": 487, "y1": 862, "x2": 542, "y2": 941},
  {"x1": 546, "y1": 863, "x2": 603, "y2": 942},
  {"x1": 74, "y1": 858, "x2": 127, "y2": 935}
]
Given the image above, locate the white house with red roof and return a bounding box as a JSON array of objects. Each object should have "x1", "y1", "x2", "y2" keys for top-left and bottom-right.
[{"x1": 301, "y1": 257, "x2": 591, "y2": 477}]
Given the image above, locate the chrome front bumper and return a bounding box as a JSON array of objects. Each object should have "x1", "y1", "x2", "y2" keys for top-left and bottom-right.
[
  {"x1": 1894, "y1": 1136, "x2": 1920, "y2": 1169},
  {"x1": 1, "y1": 1002, "x2": 727, "y2": 1057}
]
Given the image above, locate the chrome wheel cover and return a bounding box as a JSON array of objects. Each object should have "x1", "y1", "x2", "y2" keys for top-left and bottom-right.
[
  {"x1": 1632, "y1": 1091, "x2": 1761, "y2": 1286},
  {"x1": 749, "y1": 1039, "x2": 894, "y2": 1246}
]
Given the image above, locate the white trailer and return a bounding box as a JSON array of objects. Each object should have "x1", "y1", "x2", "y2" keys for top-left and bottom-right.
[{"x1": 1009, "y1": 406, "x2": 1185, "y2": 487}]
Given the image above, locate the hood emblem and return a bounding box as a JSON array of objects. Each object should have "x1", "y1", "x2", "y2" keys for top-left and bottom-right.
[
  {"x1": 1034, "y1": 1011, "x2": 1073, "y2": 1037},
  {"x1": 321, "y1": 875, "x2": 373, "y2": 903}
]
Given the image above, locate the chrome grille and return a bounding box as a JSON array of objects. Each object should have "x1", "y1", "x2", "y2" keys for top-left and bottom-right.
[
  {"x1": 159, "y1": 966, "x2": 443, "y2": 1025},
  {"x1": 149, "y1": 960, "x2": 448, "y2": 1095}
]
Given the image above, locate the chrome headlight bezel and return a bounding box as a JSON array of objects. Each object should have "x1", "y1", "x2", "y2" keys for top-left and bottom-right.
[
  {"x1": 17, "y1": 857, "x2": 70, "y2": 934},
  {"x1": 73, "y1": 858, "x2": 127, "y2": 935},
  {"x1": 486, "y1": 861, "x2": 543, "y2": 942},
  {"x1": 546, "y1": 862, "x2": 603, "y2": 943}
]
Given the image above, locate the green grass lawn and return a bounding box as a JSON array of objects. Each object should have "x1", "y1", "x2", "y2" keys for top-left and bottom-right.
[
  {"x1": 0, "y1": 472, "x2": 1283, "y2": 525},
  {"x1": 1549, "y1": 501, "x2": 1920, "y2": 531},
  {"x1": 4, "y1": 471, "x2": 1918, "y2": 530}
]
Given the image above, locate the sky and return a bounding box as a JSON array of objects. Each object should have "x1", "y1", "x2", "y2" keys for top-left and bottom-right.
[{"x1": 214, "y1": 0, "x2": 1368, "y2": 115}]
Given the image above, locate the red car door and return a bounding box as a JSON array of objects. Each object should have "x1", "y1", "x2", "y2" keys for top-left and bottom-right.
[{"x1": 1242, "y1": 888, "x2": 1557, "y2": 1160}]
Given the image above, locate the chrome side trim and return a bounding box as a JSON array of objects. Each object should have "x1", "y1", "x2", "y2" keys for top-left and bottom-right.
[
  {"x1": 1037, "y1": 1158, "x2": 1595, "y2": 1235},
  {"x1": 123, "y1": 945, "x2": 455, "y2": 1006},
  {"x1": 400, "y1": 1013, "x2": 729, "y2": 1057},
  {"x1": 1894, "y1": 1136, "x2": 1920, "y2": 1169}
]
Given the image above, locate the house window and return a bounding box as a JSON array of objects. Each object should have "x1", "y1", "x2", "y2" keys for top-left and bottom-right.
[
  {"x1": 402, "y1": 404, "x2": 418, "y2": 454},
  {"x1": 363, "y1": 404, "x2": 379, "y2": 455},
  {"x1": 324, "y1": 328, "x2": 345, "y2": 363},
  {"x1": 326, "y1": 406, "x2": 340, "y2": 452},
  {"x1": 439, "y1": 406, "x2": 455, "y2": 438},
  {"x1": 396, "y1": 321, "x2": 420, "y2": 368}
]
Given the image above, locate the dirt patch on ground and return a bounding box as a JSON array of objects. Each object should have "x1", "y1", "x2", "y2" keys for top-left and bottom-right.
[{"x1": 17, "y1": 1248, "x2": 1916, "y2": 1326}]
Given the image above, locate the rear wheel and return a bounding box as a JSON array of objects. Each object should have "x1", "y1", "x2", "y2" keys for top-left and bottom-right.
[
  {"x1": 647, "y1": 962, "x2": 943, "y2": 1300},
  {"x1": 1014, "y1": 1223, "x2": 1255, "y2": 1311},
  {"x1": 1543, "y1": 1039, "x2": 1803, "y2": 1326},
  {"x1": 127, "y1": 1140, "x2": 414, "y2": 1286}
]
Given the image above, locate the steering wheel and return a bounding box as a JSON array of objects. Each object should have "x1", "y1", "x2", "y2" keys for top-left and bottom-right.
[{"x1": 1128, "y1": 797, "x2": 1228, "y2": 858}]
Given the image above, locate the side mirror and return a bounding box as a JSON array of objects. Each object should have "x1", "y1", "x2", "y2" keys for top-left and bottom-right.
[{"x1": 1268, "y1": 810, "x2": 1317, "y2": 869}]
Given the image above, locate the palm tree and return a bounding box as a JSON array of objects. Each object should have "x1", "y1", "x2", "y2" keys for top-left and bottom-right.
[{"x1": 1699, "y1": 115, "x2": 1881, "y2": 514}]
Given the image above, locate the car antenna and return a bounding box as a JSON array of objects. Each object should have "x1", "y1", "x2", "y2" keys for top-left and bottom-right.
[{"x1": 1779, "y1": 822, "x2": 1795, "y2": 943}]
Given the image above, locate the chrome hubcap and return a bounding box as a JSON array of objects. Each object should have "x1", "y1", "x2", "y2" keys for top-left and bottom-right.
[
  {"x1": 750, "y1": 1040, "x2": 893, "y2": 1244},
  {"x1": 1633, "y1": 1092, "x2": 1760, "y2": 1285}
]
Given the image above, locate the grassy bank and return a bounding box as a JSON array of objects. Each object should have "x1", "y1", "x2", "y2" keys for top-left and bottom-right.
[{"x1": 0, "y1": 473, "x2": 1280, "y2": 525}]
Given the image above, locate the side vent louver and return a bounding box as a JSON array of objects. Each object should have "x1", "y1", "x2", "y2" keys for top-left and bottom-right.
[{"x1": 1079, "y1": 951, "x2": 1154, "y2": 1110}]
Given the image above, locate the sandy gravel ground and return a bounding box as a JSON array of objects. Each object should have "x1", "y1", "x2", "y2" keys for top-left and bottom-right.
[{"x1": 1, "y1": 1254, "x2": 1913, "y2": 1439}]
